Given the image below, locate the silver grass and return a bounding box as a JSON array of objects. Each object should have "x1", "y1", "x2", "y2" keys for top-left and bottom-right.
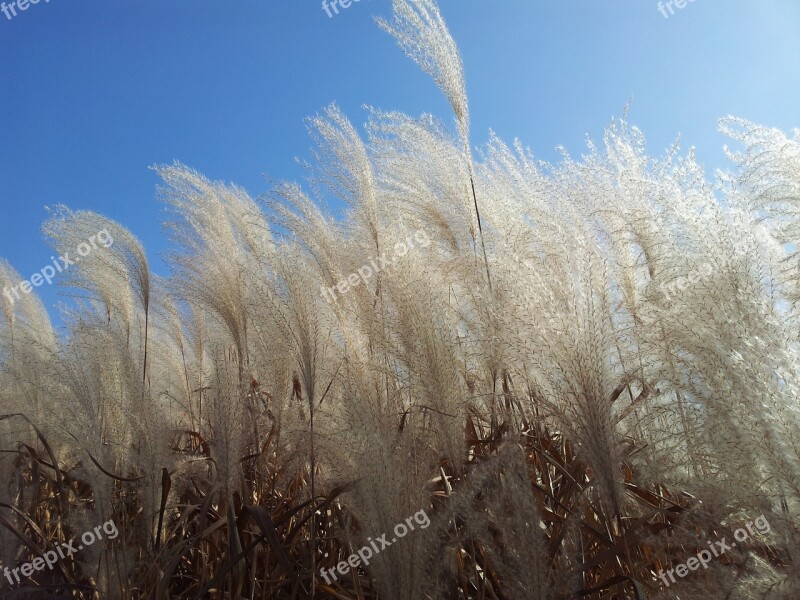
[
  {"x1": 1, "y1": 1, "x2": 800, "y2": 592},
  {"x1": 378, "y1": 0, "x2": 492, "y2": 288}
]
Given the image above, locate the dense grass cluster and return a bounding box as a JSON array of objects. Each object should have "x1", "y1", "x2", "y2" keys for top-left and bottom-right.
[{"x1": 1, "y1": 0, "x2": 799, "y2": 598}]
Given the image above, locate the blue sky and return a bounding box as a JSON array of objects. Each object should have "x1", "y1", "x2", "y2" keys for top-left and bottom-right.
[{"x1": 1, "y1": 0, "x2": 798, "y2": 321}]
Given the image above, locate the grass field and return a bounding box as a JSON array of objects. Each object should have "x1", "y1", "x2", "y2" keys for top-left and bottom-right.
[{"x1": 1, "y1": 1, "x2": 798, "y2": 598}]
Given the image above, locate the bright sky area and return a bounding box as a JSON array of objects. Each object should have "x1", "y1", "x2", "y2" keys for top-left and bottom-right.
[{"x1": 1, "y1": 0, "x2": 799, "y2": 322}]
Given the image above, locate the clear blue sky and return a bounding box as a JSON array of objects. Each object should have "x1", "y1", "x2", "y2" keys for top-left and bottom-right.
[{"x1": 1, "y1": 0, "x2": 799, "y2": 319}]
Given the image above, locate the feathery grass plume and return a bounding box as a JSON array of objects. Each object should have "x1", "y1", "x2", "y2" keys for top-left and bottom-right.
[
  {"x1": 318, "y1": 355, "x2": 437, "y2": 600},
  {"x1": 367, "y1": 109, "x2": 476, "y2": 251},
  {"x1": 0, "y1": 260, "x2": 57, "y2": 523},
  {"x1": 385, "y1": 272, "x2": 469, "y2": 471},
  {"x1": 158, "y1": 163, "x2": 269, "y2": 384},
  {"x1": 465, "y1": 444, "x2": 552, "y2": 600},
  {"x1": 533, "y1": 250, "x2": 628, "y2": 518},
  {"x1": 0, "y1": 260, "x2": 59, "y2": 547},
  {"x1": 378, "y1": 0, "x2": 492, "y2": 289},
  {"x1": 267, "y1": 181, "x2": 345, "y2": 297},
  {"x1": 243, "y1": 238, "x2": 335, "y2": 593},
  {"x1": 148, "y1": 286, "x2": 198, "y2": 428},
  {"x1": 377, "y1": 0, "x2": 468, "y2": 139},
  {"x1": 42, "y1": 207, "x2": 149, "y2": 335},
  {"x1": 720, "y1": 117, "x2": 800, "y2": 318},
  {"x1": 306, "y1": 104, "x2": 381, "y2": 253},
  {"x1": 203, "y1": 348, "x2": 248, "y2": 494},
  {"x1": 0, "y1": 258, "x2": 57, "y2": 378}
]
